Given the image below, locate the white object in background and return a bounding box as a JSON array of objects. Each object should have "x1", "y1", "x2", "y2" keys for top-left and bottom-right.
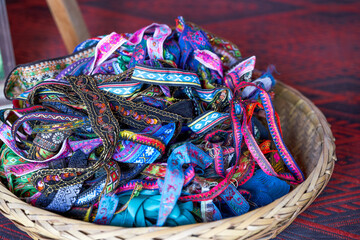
[{"x1": 0, "y1": 0, "x2": 14, "y2": 105}]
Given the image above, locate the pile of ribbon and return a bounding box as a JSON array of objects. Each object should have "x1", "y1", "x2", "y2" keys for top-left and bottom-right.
[{"x1": 0, "y1": 17, "x2": 304, "y2": 227}]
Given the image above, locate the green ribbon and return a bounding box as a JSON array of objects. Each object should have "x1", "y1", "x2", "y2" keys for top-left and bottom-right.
[{"x1": 0, "y1": 144, "x2": 38, "y2": 198}]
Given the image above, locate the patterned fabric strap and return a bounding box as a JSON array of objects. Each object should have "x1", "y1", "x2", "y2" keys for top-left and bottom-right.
[
  {"x1": 11, "y1": 112, "x2": 84, "y2": 142},
  {"x1": 157, "y1": 92, "x2": 254, "y2": 225},
  {"x1": 0, "y1": 145, "x2": 39, "y2": 198},
  {"x1": 89, "y1": 32, "x2": 127, "y2": 74},
  {"x1": 31, "y1": 75, "x2": 120, "y2": 196},
  {"x1": 193, "y1": 87, "x2": 233, "y2": 103},
  {"x1": 194, "y1": 49, "x2": 223, "y2": 77},
  {"x1": 89, "y1": 23, "x2": 172, "y2": 74},
  {"x1": 114, "y1": 123, "x2": 175, "y2": 163},
  {"x1": 236, "y1": 82, "x2": 304, "y2": 183},
  {"x1": 22, "y1": 78, "x2": 189, "y2": 131},
  {"x1": 224, "y1": 56, "x2": 256, "y2": 90},
  {"x1": 94, "y1": 194, "x2": 120, "y2": 224},
  {"x1": 0, "y1": 122, "x2": 71, "y2": 162},
  {"x1": 102, "y1": 162, "x2": 196, "y2": 195},
  {"x1": 157, "y1": 142, "x2": 214, "y2": 226},
  {"x1": 42, "y1": 150, "x2": 87, "y2": 213},
  {"x1": 131, "y1": 65, "x2": 202, "y2": 88},
  {"x1": 147, "y1": 24, "x2": 172, "y2": 60},
  {"x1": 4, "y1": 47, "x2": 95, "y2": 100},
  {"x1": 259, "y1": 89, "x2": 304, "y2": 183},
  {"x1": 104, "y1": 91, "x2": 187, "y2": 130},
  {"x1": 219, "y1": 184, "x2": 250, "y2": 216},
  {"x1": 187, "y1": 21, "x2": 242, "y2": 68},
  {"x1": 188, "y1": 111, "x2": 229, "y2": 135},
  {"x1": 180, "y1": 97, "x2": 247, "y2": 202},
  {"x1": 68, "y1": 123, "x2": 175, "y2": 165},
  {"x1": 98, "y1": 81, "x2": 143, "y2": 97},
  {"x1": 73, "y1": 175, "x2": 106, "y2": 207}
]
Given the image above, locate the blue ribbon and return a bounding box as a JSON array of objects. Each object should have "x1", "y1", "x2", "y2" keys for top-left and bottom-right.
[{"x1": 157, "y1": 142, "x2": 213, "y2": 226}]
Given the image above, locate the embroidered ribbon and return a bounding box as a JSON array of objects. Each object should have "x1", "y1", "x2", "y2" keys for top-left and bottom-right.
[
  {"x1": 94, "y1": 194, "x2": 120, "y2": 225},
  {"x1": 224, "y1": 56, "x2": 256, "y2": 90},
  {"x1": 31, "y1": 75, "x2": 120, "y2": 196},
  {"x1": 89, "y1": 32, "x2": 127, "y2": 74},
  {"x1": 234, "y1": 82, "x2": 304, "y2": 183},
  {"x1": 0, "y1": 144, "x2": 39, "y2": 198},
  {"x1": 219, "y1": 184, "x2": 249, "y2": 216},
  {"x1": 147, "y1": 24, "x2": 172, "y2": 60},
  {"x1": 194, "y1": 49, "x2": 223, "y2": 77},
  {"x1": 157, "y1": 143, "x2": 216, "y2": 226},
  {"x1": 132, "y1": 65, "x2": 201, "y2": 88},
  {"x1": 188, "y1": 111, "x2": 229, "y2": 135}
]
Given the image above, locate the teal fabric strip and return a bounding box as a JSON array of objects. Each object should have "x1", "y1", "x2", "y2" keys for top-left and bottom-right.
[{"x1": 111, "y1": 191, "x2": 195, "y2": 227}]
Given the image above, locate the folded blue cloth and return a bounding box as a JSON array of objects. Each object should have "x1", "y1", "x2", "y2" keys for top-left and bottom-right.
[{"x1": 240, "y1": 169, "x2": 290, "y2": 208}]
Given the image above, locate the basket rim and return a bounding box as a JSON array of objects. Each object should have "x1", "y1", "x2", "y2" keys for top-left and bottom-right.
[{"x1": 0, "y1": 81, "x2": 336, "y2": 240}]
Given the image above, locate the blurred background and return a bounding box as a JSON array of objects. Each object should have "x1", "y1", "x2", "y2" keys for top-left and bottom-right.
[{"x1": 1, "y1": 0, "x2": 360, "y2": 239}]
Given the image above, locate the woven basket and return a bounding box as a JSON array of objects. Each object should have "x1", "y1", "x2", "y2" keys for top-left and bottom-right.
[{"x1": 0, "y1": 81, "x2": 336, "y2": 240}]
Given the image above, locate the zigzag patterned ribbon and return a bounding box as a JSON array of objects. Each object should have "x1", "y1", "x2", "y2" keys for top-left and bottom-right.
[
  {"x1": 235, "y1": 82, "x2": 304, "y2": 183},
  {"x1": 98, "y1": 81, "x2": 143, "y2": 97}
]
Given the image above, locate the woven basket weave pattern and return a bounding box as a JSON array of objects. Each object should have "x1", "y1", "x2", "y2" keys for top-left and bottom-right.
[{"x1": 0, "y1": 81, "x2": 336, "y2": 240}]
